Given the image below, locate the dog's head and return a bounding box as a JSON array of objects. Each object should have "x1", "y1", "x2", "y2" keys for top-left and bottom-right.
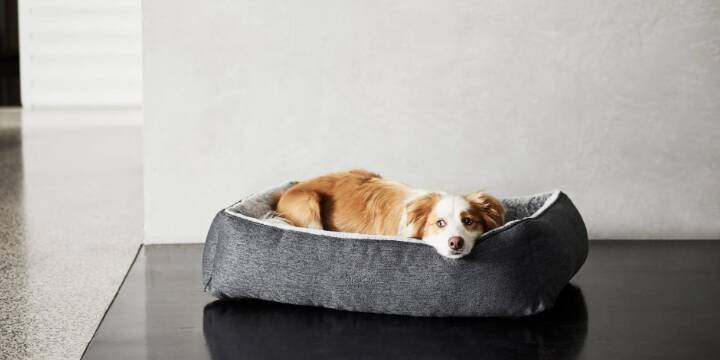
[{"x1": 405, "y1": 192, "x2": 505, "y2": 258}]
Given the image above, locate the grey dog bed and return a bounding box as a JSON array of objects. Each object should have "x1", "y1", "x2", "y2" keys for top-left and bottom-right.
[{"x1": 202, "y1": 182, "x2": 588, "y2": 317}]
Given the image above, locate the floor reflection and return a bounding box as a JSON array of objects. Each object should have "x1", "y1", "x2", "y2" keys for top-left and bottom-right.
[{"x1": 203, "y1": 285, "x2": 587, "y2": 359}]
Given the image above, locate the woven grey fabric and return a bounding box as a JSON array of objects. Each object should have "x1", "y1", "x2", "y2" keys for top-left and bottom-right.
[{"x1": 202, "y1": 182, "x2": 588, "y2": 317}]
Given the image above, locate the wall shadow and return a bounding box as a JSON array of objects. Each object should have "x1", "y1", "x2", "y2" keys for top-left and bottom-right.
[{"x1": 203, "y1": 284, "x2": 587, "y2": 359}]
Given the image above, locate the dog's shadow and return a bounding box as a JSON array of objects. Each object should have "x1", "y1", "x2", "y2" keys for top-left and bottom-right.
[{"x1": 203, "y1": 284, "x2": 588, "y2": 360}]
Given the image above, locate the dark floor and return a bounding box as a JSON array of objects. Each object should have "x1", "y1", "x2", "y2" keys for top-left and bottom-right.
[{"x1": 83, "y1": 241, "x2": 720, "y2": 360}]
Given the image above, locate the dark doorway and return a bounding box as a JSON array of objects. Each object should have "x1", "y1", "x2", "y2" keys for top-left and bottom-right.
[{"x1": 0, "y1": 0, "x2": 20, "y2": 106}]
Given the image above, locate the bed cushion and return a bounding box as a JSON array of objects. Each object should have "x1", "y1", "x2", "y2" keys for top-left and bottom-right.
[{"x1": 202, "y1": 182, "x2": 588, "y2": 317}]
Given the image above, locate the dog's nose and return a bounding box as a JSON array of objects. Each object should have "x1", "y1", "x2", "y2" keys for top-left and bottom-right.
[{"x1": 448, "y1": 236, "x2": 464, "y2": 251}]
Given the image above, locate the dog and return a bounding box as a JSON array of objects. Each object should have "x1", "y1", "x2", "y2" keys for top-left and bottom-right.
[{"x1": 275, "y1": 169, "x2": 505, "y2": 258}]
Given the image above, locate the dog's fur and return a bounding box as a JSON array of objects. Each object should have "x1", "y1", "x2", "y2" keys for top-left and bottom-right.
[{"x1": 276, "y1": 169, "x2": 505, "y2": 258}]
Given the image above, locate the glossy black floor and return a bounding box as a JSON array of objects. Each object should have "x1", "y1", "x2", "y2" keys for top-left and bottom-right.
[{"x1": 82, "y1": 241, "x2": 720, "y2": 360}]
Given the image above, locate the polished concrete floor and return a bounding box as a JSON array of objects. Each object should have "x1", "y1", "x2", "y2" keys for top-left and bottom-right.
[
  {"x1": 84, "y1": 241, "x2": 720, "y2": 360},
  {"x1": 0, "y1": 108, "x2": 143, "y2": 360}
]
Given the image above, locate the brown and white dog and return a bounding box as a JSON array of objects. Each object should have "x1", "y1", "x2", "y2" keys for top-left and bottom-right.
[{"x1": 276, "y1": 169, "x2": 505, "y2": 258}]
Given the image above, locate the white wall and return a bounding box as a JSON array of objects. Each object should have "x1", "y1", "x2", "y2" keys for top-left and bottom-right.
[
  {"x1": 144, "y1": 0, "x2": 720, "y2": 243},
  {"x1": 19, "y1": 0, "x2": 142, "y2": 107}
]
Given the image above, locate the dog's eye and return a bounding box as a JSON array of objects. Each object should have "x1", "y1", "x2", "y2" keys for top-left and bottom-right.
[
  {"x1": 436, "y1": 219, "x2": 447, "y2": 228},
  {"x1": 462, "y1": 218, "x2": 474, "y2": 225}
]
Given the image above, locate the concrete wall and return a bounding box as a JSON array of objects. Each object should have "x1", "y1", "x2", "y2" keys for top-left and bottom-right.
[{"x1": 143, "y1": 0, "x2": 720, "y2": 243}]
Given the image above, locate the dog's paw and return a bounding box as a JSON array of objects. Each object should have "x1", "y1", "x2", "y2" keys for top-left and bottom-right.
[{"x1": 261, "y1": 211, "x2": 293, "y2": 226}]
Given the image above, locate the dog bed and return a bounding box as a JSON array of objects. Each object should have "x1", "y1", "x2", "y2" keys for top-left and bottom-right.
[{"x1": 202, "y1": 182, "x2": 588, "y2": 317}]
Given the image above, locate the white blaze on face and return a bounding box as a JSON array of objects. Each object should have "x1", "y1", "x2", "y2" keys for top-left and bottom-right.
[{"x1": 424, "y1": 195, "x2": 484, "y2": 258}]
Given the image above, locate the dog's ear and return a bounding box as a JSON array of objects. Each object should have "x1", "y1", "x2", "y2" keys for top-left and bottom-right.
[
  {"x1": 405, "y1": 193, "x2": 441, "y2": 239},
  {"x1": 465, "y1": 192, "x2": 505, "y2": 231}
]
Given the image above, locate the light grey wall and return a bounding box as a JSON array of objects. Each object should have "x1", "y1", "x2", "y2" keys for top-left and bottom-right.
[
  {"x1": 19, "y1": 0, "x2": 143, "y2": 107},
  {"x1": 143, "y1": 0, "x2": 720, "y2": 243}
]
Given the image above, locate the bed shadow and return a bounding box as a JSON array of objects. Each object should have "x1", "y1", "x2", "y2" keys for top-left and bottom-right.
[{"x1": 203, "y1": 284, "x2": 588, "y2": 360}]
